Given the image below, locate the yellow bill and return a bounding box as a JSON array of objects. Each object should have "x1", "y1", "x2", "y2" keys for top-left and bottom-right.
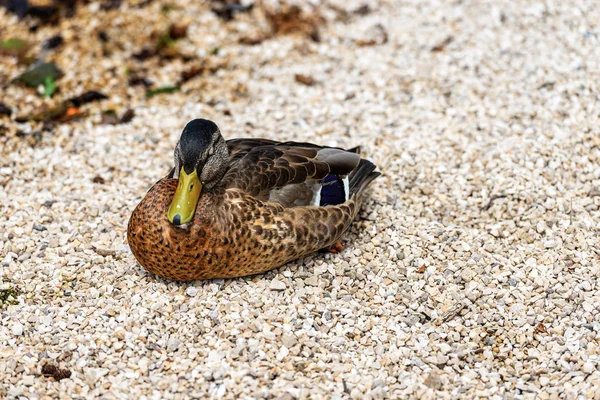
[{"x1": 167, "y1": 167, "x2": 202, "y2": 225}]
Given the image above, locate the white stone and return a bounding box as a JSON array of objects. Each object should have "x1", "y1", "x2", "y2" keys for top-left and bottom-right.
[
  {"x1": 11, "y1": 323, "x2": 23, "y2": 336},
  {"x1": 269, "y1": 280, "x2": 286, "y2": 291}
]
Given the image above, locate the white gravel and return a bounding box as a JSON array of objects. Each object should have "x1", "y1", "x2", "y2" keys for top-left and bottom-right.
[{"x1": 1, "y1": 0, "x2": 600, "y2": 398}]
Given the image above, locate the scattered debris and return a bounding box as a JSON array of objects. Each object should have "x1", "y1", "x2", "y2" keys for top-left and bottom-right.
[
  {"x1": 42, "y1": 34, "x2": 64, "y2": 50},
  {"x1": 168, "y1": 23, "x2": 188, "y2": 40},
  {"x1": 211, "y1": 1, "x2": 254, "y2": 21},
  {"x1": 538, "y1": 81, "x2": 555, "y2": 90},
  {"x1": 481, "y1": 194, "x2": 508, "y2": 211},
  {"x1": 356, "y1": 23, "x2": 388, "y2": 46},
  {"x1": 240, "y1": 3, "x2": 325, "y2": 45},
  {"x1": 41, "y1": 363, "x2": 71, "y2": 381},
  {"x1": 100, "y1": 111, "x2": 119, "y2": 125},
  {"x1": 97, "y1": 31, "x2": 109, "y2": 42},
  {"x1": 294, "y1": 73, "x2": 315, "y2": 86},
  {"x1": 68, "y1": 91, "x2": 108, "y2": 107},
  {"x1": 100, "y1": 0, "x2": 122, "y2": 11},
  {"x1": 0, "y1": 38, "x2": 29, "y2": 57},
  {"x1": 132, "y1": 47, "x2": 155, "y2": 61},
  {"x1": 431, "y1": 36, "x2": 454, "y2": 52},
  {"x1": 15, "y1": 103, "x2": 86, "y2": 124},
  {"x1": 534, "y1": 322, "x2": 548, "y2": 335},
  {"x1": 92, "y1": 245, "x2": 116, "y2": 257},
  {"x1": 16, "y1": 104, "x2": 65, "y2": 122},
  {"x1": 14, "y1": 62, "x2": 63, "y2": 87},
  {"x1": 128, "y1": 74, "x2": 153, "y2": 88},
  {"x1": 132, "y1": 21, "x2": 190, "y2": 62},
  {"x1": 146, "y1": 85, "x2": 180, "y2": 98},
  {"x1": 13, "y1": 89, "x2": 106, "y2": 123},
  {"x1": 180, "y1": 57, "x2": 230, "y2": 83},
  {"x1": 1, "y1": 0, "x2": 77, "y2": 22},
  {"x1": 0, "y1": 283, "x2": 19, "y2": 307},
  {"x1": 0, "y1": 103, "x2": 12, "y2": 117},
  {"x1": 92, "y1": 175, "x2": 106, "y2": 184},
  {"x1": 353, "y1": 4, "x2": 371, "y2": 16},
  {"x1": 181, "y1": 65, "x2": 203, "y2": 82},
  {"x1": 120, "y1": 108, "x2": 135, "y2": 123},
  {"x1": 100, "y1": 109, "x2": 135, "y2": 125},
  {"x1": 42, "y1": 75, "x2": 56, "y2": 98},
  {"x1": 62, "y1": 106, "x2": 84, "y2": 121},
  {"x1": 264, "y1": 3, "x2": 323, "y2": 42}
]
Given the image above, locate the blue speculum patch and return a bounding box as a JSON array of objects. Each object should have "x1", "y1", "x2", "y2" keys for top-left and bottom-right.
[{"x1": 320, "y1": 174, "x2": 346, "y2": 206}]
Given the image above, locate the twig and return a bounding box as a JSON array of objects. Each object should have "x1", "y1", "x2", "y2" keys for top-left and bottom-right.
[{"x1": 481, "y1": 194, "x2": 508, "y2": 211}]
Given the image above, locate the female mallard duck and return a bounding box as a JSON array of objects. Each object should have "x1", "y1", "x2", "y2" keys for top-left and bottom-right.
[{"x1": 127, "y1": 119, "x2": 380, "y2": 281}]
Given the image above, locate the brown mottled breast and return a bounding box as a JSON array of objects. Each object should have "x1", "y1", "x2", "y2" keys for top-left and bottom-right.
[{"x1": 127, "y1": 178, "x2": 358, "y2": 281}]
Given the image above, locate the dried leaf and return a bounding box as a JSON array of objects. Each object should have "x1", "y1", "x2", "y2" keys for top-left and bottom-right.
[
  {"x1": 92, "y1": 175, "x2": 106, "y2": 184},
  {"x1": 534, "y1": 322, "x2": 548, "y2": 334},
  {"x1": 69, "y1": 91, "x2": 108, "y2": 107},
  {"x1": 181, "y1": 65, "x2": 202, "y2": 82},
  {"x1": 120, "y1": 109, "x2": 135, "y2": 123},
  {"x1": 295, "y1": 73, "x2": 315, "y2": 86},
  {"x1": 431, "y1": 36, "x2": 453, "y2": 52},
  {"x1": 168, "y1": 23, "x2": 188, "y2": 40}
]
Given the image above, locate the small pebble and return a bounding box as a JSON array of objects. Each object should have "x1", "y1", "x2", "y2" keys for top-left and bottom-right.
[
  {"x1": 167, "y1": 338, "x2": 180, "y2": 352},
  {"x1": 11, "y1": 322, "x2": 24, "y2": 336},
  {"x1": 269, "y1": 280, "x2": 286, "y2": 291},
  {"x1": 583, "y1": 362, "x2": 595, "y2": 374}
]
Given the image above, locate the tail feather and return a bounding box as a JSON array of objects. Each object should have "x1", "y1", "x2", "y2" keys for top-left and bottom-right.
[{"x1": 349, "y1": 159, "x2": 380, "y2": 196}]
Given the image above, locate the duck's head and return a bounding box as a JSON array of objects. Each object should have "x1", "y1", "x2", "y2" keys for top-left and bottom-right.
[{"x1": 167, "y1": 119, "x2": 228, "y2": 226}]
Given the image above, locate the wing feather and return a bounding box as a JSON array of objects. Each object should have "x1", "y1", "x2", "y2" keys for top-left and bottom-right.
[{"x1": 223, "y1": 140, "x2": 361, "y2": 198}]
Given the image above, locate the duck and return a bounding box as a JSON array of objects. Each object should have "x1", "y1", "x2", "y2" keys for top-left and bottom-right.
[{"x1": 127, "y1": 119, "x2": 380, "y2": 281}]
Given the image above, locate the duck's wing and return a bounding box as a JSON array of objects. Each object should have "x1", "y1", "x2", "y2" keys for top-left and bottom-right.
[
  {"x1": 226, "y1": 138, "x2": 279, "y2": 163},
  {"x1": 222, "y1": 141, "x2": 363, "y2": 205}
]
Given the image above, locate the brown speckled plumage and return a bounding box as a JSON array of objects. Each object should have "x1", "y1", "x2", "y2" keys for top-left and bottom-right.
[{"x1": 127, "y1": 123, "x2": 380, "y2": 281}]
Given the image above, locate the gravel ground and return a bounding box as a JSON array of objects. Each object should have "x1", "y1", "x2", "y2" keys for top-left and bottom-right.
[{"x1": 1, "y1": 0, "x2": 600, "y2": 398}]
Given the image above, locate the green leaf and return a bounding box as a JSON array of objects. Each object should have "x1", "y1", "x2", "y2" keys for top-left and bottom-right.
[
  {"x1": 158, "y1": 32, "x2": 176, "y2": 48},
  {"x1": 15, "y1": 62, "x2": 62, "y2": 87},
  {"x1": 0, "y1": 38, "x2": 27, "y2": 50},
  {"x1": 43, "y1": 76, "x2": 57, "y2": 98},
  {"x1": 0, "y1": 38, "x2": 29, "y2": 58},
  {"x1": 146, "y1": 85, "x2": 180, "y2": 98}
]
